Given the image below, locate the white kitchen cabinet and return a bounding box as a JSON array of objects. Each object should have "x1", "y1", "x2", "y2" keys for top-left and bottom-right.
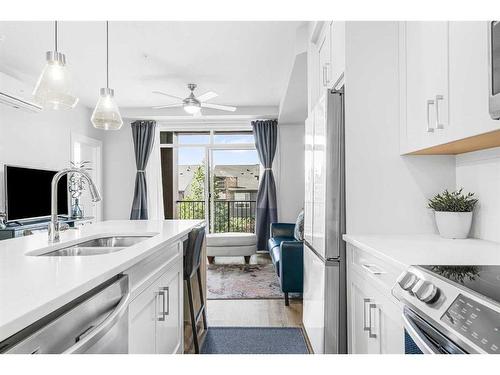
[
  {"x1": 155, "y1": 264, "x2": 182, "y2": 354},
  {"x1": 129, "y1": 256, "x2": 183, "y2": 354},
  {"x1": 330, "y1": 21, "x2": 345, "y2": 87},
  {"x1": 302, "y1": 243, "x2": 326, "y2": 354},
  {"x1": 449, "y1": 21, "x2": 500, "y2": 141},
  {"x1": 129, "y1": 275, "x2": 158, "y2": 354},
  {"x1": 347, "y1": 245, "x2": 404, "y2": 354},
  {"x1": 401, "y1": 21, "x2": 500, "y2": 155},
  {"x1": 400, "y1": 21, "x2": 450, "y2": 154},
  {"x1": 318, "y1": 22, "x2": 332, "y2": 91},
  {"x1": 348, "y1": 271, "x2": 379, "y2": 354}
]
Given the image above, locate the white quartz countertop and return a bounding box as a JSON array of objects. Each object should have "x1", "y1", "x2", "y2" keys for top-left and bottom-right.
[
  {"x1": 0, "y1": 219, "x2": 203, "y2": 342},
  {"x1": 343, "y1": 234, "x2": 500, "y2": 268}
]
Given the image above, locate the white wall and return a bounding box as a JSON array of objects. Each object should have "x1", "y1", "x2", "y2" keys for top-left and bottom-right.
[
  {"x1": 456, "y1": 147, "x2": 500, "y2": 243},
  {"x1": 102, "y1": 119, "x2": 136, "y2": 220},
  {"x1": 274, "y1": 123, "x2": 305, "y2": 223},
  {"x1": 0, "y1": 104, "x2": 104, "y2": 212},
  {"x1": 345, "y1": 21, "x2": 456, "y2": 235}
]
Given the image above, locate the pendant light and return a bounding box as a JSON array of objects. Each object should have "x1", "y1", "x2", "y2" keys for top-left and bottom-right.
[
  {"x1": 91, "y1": 21, "x2": 123, "y2": 130},
  {"x1": 33, "y1": 21, "x2": 79, "y2": 110}
]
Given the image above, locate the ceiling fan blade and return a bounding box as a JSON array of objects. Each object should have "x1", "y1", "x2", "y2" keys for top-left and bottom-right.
[
  {"x1": 201, "y1": 103, "x2": 237, "y2": 112},
  {"x1": 152, "y1": 103, "x2": 183, "y2": 109},
  {"x1": 152, "y1": 91, "x2": 184, "y2": 100},
  {"x1": 196, "y1": 91, "x2": 218, "y2": 102}
]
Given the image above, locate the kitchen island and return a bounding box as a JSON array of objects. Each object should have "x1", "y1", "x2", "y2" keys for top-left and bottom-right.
[{"x1": 0, "y1": 219, "x2": 203, "y2": 353}]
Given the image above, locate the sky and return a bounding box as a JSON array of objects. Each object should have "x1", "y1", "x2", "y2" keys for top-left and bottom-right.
[
  {"x1": 178, "y1": 148, "x2": 259, "y2": 165},
  {"x1": 177, "y1": 133, "x2": 260, "y2": 166}
]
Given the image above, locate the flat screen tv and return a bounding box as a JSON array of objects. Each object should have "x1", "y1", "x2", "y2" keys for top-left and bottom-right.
[{"x1": 5, "y1": 165, "x2": 68, "y2": 222}]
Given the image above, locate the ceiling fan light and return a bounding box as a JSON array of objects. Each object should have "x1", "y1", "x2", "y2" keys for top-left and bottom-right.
[
  {"x1": 183, "y1": 102, "x2": 201, "y2": 114},
  {"x1": 32, "y1": 51, "x2": 79, "y2": 110},
  {"x1": 91, "y1": 88, "x2": 123, "y2": 130}
]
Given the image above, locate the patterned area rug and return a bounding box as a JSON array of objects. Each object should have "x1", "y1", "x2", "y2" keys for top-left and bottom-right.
[{"x1": 207, "y1": 263, "x2": 284, "y2": 299}]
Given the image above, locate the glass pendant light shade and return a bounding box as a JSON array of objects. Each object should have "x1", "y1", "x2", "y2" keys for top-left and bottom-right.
[
  {"x1": 91, "y1": 88, "x2": 123, "y2": 130},
  {"x1": 92, "y1": 21, "x2": 122, "y2": 130},
  {"x1": 33, "y1": 51, "x2": 79, "y2": 110}
]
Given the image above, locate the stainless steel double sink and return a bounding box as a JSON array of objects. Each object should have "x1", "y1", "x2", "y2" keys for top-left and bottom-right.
[{"x1": 39, "y1": 235, "x2": 154, "y2": 256}]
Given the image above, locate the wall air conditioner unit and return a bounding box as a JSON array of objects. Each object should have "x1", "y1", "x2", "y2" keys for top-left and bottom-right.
[{"x1": 0, "y1": 72, "x2": 42, "y2": 113}]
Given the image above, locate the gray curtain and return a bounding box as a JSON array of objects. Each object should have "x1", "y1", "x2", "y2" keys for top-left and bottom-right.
[
  {"x1": 252, "y1": 119, "x2": 278, "y2": 250},
  {"x1": 130, "y1": 120, "x2": 157, "y2": 220}
]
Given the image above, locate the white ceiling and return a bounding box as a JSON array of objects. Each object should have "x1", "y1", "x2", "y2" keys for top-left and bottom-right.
[{"x1": 0, "y1": 21, "x2": 302, "y2": 110}]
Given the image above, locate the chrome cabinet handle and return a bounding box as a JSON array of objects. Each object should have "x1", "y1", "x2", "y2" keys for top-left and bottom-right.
[
  {"x1": 361, "y1": 264, "x2": 386, "y2": 275},
  {"x1": 435, "y1": 95, "x2": 444, "y2": 129},
  {"x1": 426, "y1": 99, "x2": 435, "y2": 133},
  {"x1": 162, "y1": 286, "x2": 170, "y2": 316},
  {"x1": 368, "y1": 303, "x2": 378, "y2": 339},
  {"x1": 157, "y1": 286, "x2": 170, "y2": 321},
  {"x1": 322, "y1": 63, "x2": 331, "y2": 87},
  {"x1": 363, "y1": 298, "x2": 371, "y2": 331}
]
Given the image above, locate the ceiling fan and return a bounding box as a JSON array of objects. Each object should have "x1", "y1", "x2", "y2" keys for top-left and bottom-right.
[{"x1": 152, "y1": 83, "x2": 237, "y2": 116}]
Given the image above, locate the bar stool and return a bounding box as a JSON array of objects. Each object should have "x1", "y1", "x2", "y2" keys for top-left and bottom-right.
[{"x1": 183, "y1": 225, "x2": 207, "y2": 354}]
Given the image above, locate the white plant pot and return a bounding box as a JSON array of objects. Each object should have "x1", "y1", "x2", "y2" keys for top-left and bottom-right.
[{"x1": 434, "y1": 211, "x2": 473, "y2": 239}]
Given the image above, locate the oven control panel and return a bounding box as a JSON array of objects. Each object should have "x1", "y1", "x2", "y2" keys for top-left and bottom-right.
[{"x1": 441, "y1": 294, "x2": 500, "y2": 353}]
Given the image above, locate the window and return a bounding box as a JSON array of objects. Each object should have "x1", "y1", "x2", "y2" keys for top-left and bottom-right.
[
  {"x1": 160, "y1": 129, "x2": 259, "y2": 233},
  {"x1": 214, "y1": 131, "x2": 254, "y2": 144},
  {"x1": 177, "y1": 132, "x2": 210, "y2": 145},
  {"x1": 160, "y1": 131, "x2": 173, "y2": 145}
]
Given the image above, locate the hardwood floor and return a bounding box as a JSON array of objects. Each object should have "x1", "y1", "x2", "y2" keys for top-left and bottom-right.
[
  {"x1": 184, "y1": 253, "x2": 305, "y2": 353},
  {"x1": 206, "y1": 253, "x2": 302, "y2": 327},
  {"x1": 207, "y1": 298, "x2": 302, "y2": 327}
]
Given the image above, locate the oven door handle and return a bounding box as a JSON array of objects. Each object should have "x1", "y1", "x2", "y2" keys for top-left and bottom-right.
[{"x1": 402, "y1": 310, "x2": 441, "y2": 354}]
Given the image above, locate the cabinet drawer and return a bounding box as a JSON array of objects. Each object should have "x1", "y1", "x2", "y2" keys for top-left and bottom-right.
[
  {"x1": 126, "y1": 241, "x2": 182, "y2": 297},
  {"x1": 349, "y1": 244, "x2": 404, "y2": 292}
]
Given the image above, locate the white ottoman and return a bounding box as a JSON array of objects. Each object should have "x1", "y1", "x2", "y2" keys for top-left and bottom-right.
[{"x1": 206, "y1": 232, "x2": 257, "y2": 264}]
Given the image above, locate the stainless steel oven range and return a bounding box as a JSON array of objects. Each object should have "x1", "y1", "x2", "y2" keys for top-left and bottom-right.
[{"x1": 392, "y1": 265, "x2": 500, "y2": 354}]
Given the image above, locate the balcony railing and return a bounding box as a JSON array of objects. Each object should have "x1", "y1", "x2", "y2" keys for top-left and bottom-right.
[{"x1": 176, "y1": 200, "x2": 256, "y2": 233}]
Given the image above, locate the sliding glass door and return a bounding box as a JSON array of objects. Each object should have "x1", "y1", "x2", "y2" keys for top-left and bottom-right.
[
  {"x1": 209, "y1": 148, "x2": 259, "y2": 233},
  {"x1": 162, "y1": 130, "x2": 259, "y2": 233}
]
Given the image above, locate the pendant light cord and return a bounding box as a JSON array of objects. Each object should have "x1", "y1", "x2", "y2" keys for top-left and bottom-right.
[
  {"x1": 106, "y1": 21, "x2": 109, "y2": 89},
  {"x1": 54, "y1": 20, "x2": 58, "y2": 52}
]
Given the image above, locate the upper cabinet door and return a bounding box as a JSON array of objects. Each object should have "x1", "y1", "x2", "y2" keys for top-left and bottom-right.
[
  {"x1": 401, "y1": 21, "x2": 449, "y2": 153},
  {"x1": 331, "y1": 21, "x2": 346, "y2": 87},
  {"x1": 318, "y1": 23, "x2": 333, "y2": 92},
  {"x1": 449, "y1": 22, "x2": 500, "y2": 140}
]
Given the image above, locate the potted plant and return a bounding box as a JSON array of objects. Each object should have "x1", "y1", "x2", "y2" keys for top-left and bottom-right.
[
  {"x1": 68, "y1": 161, "x2": 92, "y2": 219},
  {"x1": 428, "y1": 188, "x2": 478, "y2": 239}
]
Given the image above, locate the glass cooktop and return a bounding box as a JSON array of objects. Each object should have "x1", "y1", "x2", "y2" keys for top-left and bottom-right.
[{"x1": 421, "y1": 265, "x2": 500, "y2": 305}]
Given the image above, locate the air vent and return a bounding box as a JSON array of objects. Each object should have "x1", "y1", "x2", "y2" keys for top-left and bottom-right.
[{"x1": 0, "y1": 72, "x2": 42, "y2": 113}]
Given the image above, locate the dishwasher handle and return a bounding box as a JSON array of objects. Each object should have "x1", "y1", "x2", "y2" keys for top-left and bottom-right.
[{"x1": 63, "y1": 287, "x2": 130, "y2": 354}]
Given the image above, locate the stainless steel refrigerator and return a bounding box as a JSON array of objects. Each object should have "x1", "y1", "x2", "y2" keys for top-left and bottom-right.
[{"x1": 303, "y1": 88, "x2": 346, "y2": 354}]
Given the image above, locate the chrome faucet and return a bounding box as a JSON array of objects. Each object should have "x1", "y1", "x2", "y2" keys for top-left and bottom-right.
[{"x1": 48, "y1": 168, "x2": 101, "y2": 242}]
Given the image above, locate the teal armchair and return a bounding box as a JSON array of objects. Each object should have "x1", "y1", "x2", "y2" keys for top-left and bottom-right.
[{"x1": 267, "y1": 223, "x2": 304, "y2": 306}]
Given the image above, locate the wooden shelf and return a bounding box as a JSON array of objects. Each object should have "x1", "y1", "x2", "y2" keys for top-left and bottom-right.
[{"x1": 406, "y1": 129, "x2": 500, "y2": 155}]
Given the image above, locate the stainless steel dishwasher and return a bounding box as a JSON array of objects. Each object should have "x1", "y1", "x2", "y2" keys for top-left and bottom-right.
[{"x1": 0, "y1": 275, "x2": 130, "y2": 354}]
